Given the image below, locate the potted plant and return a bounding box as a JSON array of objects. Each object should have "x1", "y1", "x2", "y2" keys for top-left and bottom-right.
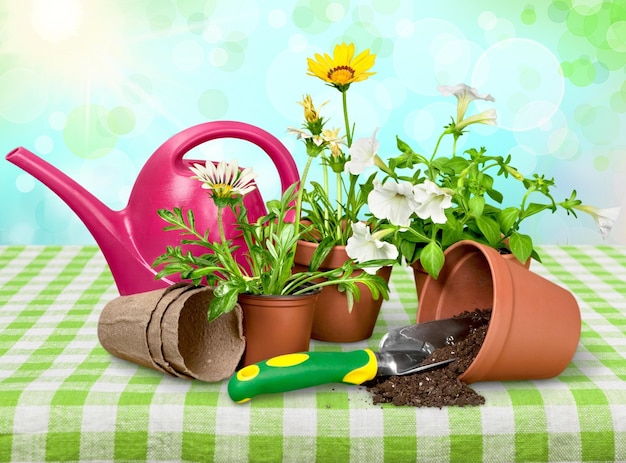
[
  {"x1": 359, "y1": 82, "x2": 620, "y2": 296},
  {"x1": 288, "y1": 43, "x2": 398, "y2": 342},
  {"x1": 152, "y1": 159, "x2": 391, "y2": 365}
]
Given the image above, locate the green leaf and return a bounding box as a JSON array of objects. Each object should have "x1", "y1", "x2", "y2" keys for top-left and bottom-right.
[
  {"x1": 399, "y1": 239, "x2": 418, "y2": 263},
  {"x1": 522, "y1": 202, "x2": 554, "y2": 219},
  {"x1": 497, "y1": 207, "x2": 520, "y2": 234},
  {"x1": 441, "y1": 221, "x2": 464, "y2": 247},
  {"x1": 419, "y1": 241, "x2": 444, "y2": 279},
  {"x1": 444, "y1": 156, "x2": 470, "y2": 174},
  {"x1": 475, "y1": 215, "x2": 501, "y2": 246},
  {"x1": 187, "y1": 209, "x2": 195, "y2": 230},
  {"x1": 509, "y1": 232, "x2": 533, "y2": 264},
  {"x1": 485, "y1": 188, "x2": 503, "y2": 204},
  {"x1": 309, "y1": 236, "x2": 336, "y2": 271},
  {"x1": 469, "y1": 196, "x2": 485, "y2": 218}
]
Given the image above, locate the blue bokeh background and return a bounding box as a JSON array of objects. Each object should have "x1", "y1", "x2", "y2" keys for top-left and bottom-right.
[{"x1": 1, "y1": 0, "x2": 624, "y2": 245}]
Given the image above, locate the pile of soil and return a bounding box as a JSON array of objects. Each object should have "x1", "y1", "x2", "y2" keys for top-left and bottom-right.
[{"x1": 365, "y1": 309, "x2": 491, "y2": 408}]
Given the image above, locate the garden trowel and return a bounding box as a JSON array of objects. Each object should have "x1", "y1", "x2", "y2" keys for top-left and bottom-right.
[{"x1": 228, "y1": 316, "x2": 479, "y2": 403}]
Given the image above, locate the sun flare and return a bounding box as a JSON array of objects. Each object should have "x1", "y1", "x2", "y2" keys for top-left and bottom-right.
[{"x1": 31, "y1": 0, "x2": 83, "y2": 43}]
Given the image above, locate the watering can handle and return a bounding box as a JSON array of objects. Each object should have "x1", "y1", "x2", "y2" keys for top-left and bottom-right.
[{"x1": 155, "y1": 120, "x2": 299, "y2": 192}]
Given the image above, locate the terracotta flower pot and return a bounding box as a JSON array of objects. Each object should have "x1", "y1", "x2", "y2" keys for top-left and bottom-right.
[
  {"x1": 417, "y1": 240, "x2": 581, "y2": 383},
  {"x1": 410, "y1": 245, "x2": 530, "y2": 299},
  {"x1": 294, "y1": 240, "x2": 392, "y2": 343},
  {"x1": 239, "y1": 288, "x2": 319, "y2": 366}
]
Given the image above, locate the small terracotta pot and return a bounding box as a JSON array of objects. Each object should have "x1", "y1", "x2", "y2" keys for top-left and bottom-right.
[
  {"x1": 239, "y1": 288, "x2": 319, "y2": 366},
  {"x1": 294, "y1": 240, "x2": 392, "y2": 343},
  {"x1": 417, "y1": 240, "x2": 580, "y2": 383}
]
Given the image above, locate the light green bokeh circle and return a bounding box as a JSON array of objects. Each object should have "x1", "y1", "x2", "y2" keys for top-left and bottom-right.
[
  {"x1": 521, "y1": 6, "x2": 536, "y2": 25},
  {"x1": 326, "y1": 3, "x2": 346, "y2": 22},
  {"x1": 606, "y1": 21, "x2": 626, "y2": 53},
  {"x1": 216, "y1": 41, "x2": 246, "y2": 72},
  {"x1": 146, "y1": 0, "x2": 177, "y2": 31},
  {"x1": 609, "y1": 82, "x2": 626, "y2": 112},
  {"x1": 561, "y1": 57, "x2": 596, "y2": 87},
  {"x1": 187, "y1": 12, "x2": 207, "y2": 34},
  {"x1": 292, "y1": 0, "x2": 333, "y2": 33},
  {"x1": 107, "y1": 106, "x2": 136, "y2": 135},
  {"x1": 596, "y1": 46, "x2": 626, "y2": 71},
  {"x1": 177, "y1": 0, "x2": 216, "y2": 18},
  {"x1": 63, "y1": 104, "x2": 118, "y2": 159},
  {"x1": 198, "y1": 89, "x2": 229, "y2": 119},
  {"x1": 372, "y1": 0, "x2": 400, "y2": 14},
  {"x1": 572, "y1": 0, "x2": 604, "y2": 15},
  {"x1": 593, "y1": 155, "x2": 609, "y2": 170},
  {"x1": 548, "y1": 0, "x2": 570, "y2": 22},
  {"x1": 565, "y1": 9, "x2": 598, "y2": 37}
]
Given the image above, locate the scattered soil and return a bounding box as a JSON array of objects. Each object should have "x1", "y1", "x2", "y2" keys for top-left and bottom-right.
[{"x1": 365, "y1": 309, "x2": 491, "y2": 408}]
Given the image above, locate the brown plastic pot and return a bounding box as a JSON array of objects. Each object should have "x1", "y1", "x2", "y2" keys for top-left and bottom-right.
[
  {"x1": 294, "y1": 240, "x2": 392, "y2": 342},
  {"x1": 417, "y1": 240, "x2": 581, "y2": 383},
  {"x1": 239, "y1": 288, "x2": 319, "y2": 366}
]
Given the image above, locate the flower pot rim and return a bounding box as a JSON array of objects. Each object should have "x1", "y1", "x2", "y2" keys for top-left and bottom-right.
[
  {"x1": 296, "y1": 239, "x2": 346, "y2": 252},
  {"x1": 238, "y1": 284, "x2": 322, "y2": 300}
]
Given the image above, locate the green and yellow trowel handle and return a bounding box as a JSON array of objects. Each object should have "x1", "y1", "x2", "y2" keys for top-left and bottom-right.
[{"x1": 228, "y1": 350, "x2": 378, "y2": 403}]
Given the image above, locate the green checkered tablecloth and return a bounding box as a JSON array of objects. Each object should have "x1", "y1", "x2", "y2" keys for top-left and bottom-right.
[{"x1": 1, "y1": 245, "x2": 625, "y2": 462}]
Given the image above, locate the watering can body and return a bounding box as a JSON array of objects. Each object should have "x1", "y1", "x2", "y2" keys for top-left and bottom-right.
[{"x1": 6, "y1": 121, "x2": 300, "y2": 295}]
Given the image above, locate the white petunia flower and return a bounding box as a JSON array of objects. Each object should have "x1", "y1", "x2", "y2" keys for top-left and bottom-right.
[
  {"x1": 346, "y1": 222, "x2": 398, "y2": 274},
  {"x1": 438, "y1": 83, "x2": 495, "y2": 123},
  {"x1": 412, "y1": 180, "x2": 453, "y2": 224},
  {"x1": 574, "y1": 205, "x2": 620, "y2": 239},
  {"x1": 345, "y1": 128, "x2": 379, "y2": 174},
  {"x1": 367, "y1": 179, "x2": 419, "y2": 227},
  {"x1": 455, "y1": 108, "x2": 497, "y2": 131}
]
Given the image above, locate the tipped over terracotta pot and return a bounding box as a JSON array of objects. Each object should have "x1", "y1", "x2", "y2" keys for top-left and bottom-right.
[{"x1": 417, "y1": 240, "x2": 581, "y2": 384}]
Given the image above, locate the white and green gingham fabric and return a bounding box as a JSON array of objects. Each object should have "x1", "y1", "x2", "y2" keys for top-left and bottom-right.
[{"x1": 1, "y1": 245, "x2": 625, "y2": 462}]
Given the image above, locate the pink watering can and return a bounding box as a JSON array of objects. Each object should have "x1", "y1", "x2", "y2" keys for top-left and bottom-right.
[{"x1": 6, "y1": 121, "x2": 300, "y2": 295}]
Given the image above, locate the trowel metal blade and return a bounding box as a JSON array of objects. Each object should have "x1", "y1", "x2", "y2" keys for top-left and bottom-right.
[{"x1": 379, "y1": 317, "x2": 479, "y2": 353}]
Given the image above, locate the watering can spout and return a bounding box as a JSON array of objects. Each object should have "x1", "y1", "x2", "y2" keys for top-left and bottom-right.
[{"x1": 5, "y1": 147, "x2": 155, "y2": 294}]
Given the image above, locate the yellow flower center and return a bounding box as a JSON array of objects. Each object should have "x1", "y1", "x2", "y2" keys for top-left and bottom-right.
[
  {"x1": 212, "y1": 183, "x2": 234, "y2": 198},
  {"x1": 328, "y1": 66, "x2": 355, "y2": 84}
]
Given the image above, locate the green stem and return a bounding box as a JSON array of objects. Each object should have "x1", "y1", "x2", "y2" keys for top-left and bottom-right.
[
  {"x1": 428, "y1": 131, "x2": 448, "y2": 180},
  {"x1": 336, "y1": 171, "x2": 343, "y2": 241},
  {"x1": 519, "y1": 185, "x2": 537, "y2": 218},
  {"x1": 217, "y1": 206, "x2": 243, "y2": 278},
  {"x1": 322, "y1": 162, "x2": 330, "y2": 231},
  {"x1": 295, "y1": 156, "x2": 314, "y2": 230},
  {"x1": 429, "y1": 131, "x2": 447, "y2": 163},
  {"x1": 342, "y1": 89, "x2": 352, "y2": 147}
]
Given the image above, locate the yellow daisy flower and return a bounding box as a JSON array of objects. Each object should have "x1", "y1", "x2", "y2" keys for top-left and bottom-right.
[{"x1": 307, "y1": 43, "x2": 376, "y2": 91}]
